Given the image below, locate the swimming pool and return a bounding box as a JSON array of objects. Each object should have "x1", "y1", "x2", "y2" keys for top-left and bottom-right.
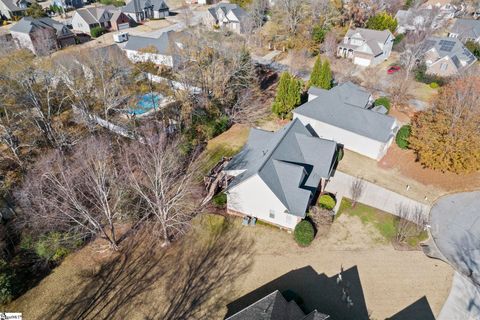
[{"x1": 128, "y1": 93, "x2": 164, "y2": 115}]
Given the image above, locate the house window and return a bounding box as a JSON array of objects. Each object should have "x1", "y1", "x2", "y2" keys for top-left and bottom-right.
[
  {"x1": 440, "y1": 63, "x2": 448, "y2": 71},
  {"x1": 269, "y1": 210, "x2": 275, "y2": 219}
]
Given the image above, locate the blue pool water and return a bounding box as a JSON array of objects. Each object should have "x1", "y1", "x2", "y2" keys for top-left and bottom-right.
[{"x1": 128, "y1": 93, "x2": 163, "y2": 115}]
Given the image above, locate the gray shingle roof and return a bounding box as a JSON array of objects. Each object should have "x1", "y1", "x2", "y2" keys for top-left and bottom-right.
[
  {"x1": 10, "y1": 17, "x2": 73, "y2": 37},
  {"x1": 75, "y1": 6, "x2": 114, "y2": 24},
  {"x1": 207, "y1": 3, "x2": 246, "y2": 22},
  {"x1": 294, "y1": 82, "x2": 396, "y2": 143},
  {"x1": 450, "y1": 18, "x2": 480, "y2": 40},
  {"x1": 124, "y1": 30, "x2": 182, "y2": 54},
  {"x1": 123, "y1": 0, "x2": 168, "y2": 13},
  {"x1": 344, "y1": 28, "x2": 393, "y2": 56},
  {"x1": 422, "y1": 36, "x2": 477, "y2": 69},
  {"x1": 225, "y1": 119, "x2": 337, "y2": 217},
  {"x1": 0, "y1": 0, "x2": 27, "y2": 12},
  {"x1": 226, "y1": 290, "x2": 330, "y2": 320}
]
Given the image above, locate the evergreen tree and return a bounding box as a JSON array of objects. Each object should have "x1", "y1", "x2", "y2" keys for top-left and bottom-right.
[
  {"x1": 272, "y1": 72, "x2": 302, "y2": 119},
  {"x1": 26, "y1": 1, "x2": 47, "y2": 18},
  {"x1": 309, "y1": 56, "x2": 323, "y2": 88},
  {"x1": 319, "y1": 59, "x2": 332, "y2": 90},
  {"x1": 366, "y1": 11, "x2": 398, "y2": 33}
]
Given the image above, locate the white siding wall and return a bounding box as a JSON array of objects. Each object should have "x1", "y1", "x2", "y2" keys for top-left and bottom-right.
[
  {"x1": 71, "y1": 14, "x2": 91, "y2": 34},
  {"x1": 125, "y1": 49, "x2": 174, "y2": 67},
  {"x1": 294, "y1": 113, "x2": 393, "y2": 160},
  {"x1": 227, "y1": 174, "x2": 301, "y2": 229},
  {"x1": 10, "y1": 32, "x2": 34, "y2": 53}
]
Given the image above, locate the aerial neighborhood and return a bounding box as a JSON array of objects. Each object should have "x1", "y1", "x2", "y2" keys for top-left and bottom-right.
[{"x1": 1, "y1": 0, "x2": 480, "y2": 319}]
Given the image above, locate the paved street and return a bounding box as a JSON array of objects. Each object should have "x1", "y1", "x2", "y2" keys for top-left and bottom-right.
[
  {"x1": 326, "y1": 170, "x2": 430, "y2": 220},
  {"x1": 428, "y1": 191, "x2": 480, "y2": 319}
]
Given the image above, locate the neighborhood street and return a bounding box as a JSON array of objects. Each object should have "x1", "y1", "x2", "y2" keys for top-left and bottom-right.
[{"x1": 429, "y1": 191, "x2": 480, "y2": 319}]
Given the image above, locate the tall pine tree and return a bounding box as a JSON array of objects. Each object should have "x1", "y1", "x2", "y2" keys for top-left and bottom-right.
[
  {"x1": 309, "y1": 56, "x2": 322, "y2": 88},
  {"x1": 319, "y1": 59, "x2": 332, "y2": 90},
  {"x1": 272, "y1": 72, "x2": 302, "y2": 119}
]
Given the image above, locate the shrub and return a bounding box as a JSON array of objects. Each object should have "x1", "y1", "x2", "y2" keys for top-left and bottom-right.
[
  {"x1": 396, "y1": 125, "x2": 411, "y2": 149},
  {"x1": 0, "y1": 259, "x2": 14, "y2": 304},
  {"x1": 465, "y1": 40, "x2": 480, "y2": 59},
  {"x1": 34, "y1": 232, "x2": 73, "y2": 262},
  {"x1": 212, "y1": 193, "x2": 227, "y2": 208},
  {"x1": 374, "y1": 97, "x2": 391, "y2": 112},
  {"x1": 294, "y1": 220, "x2": 315, "y2": 246},
  {"x1": 90, "y1": 26, "x2": 106, "y2": 38},
  {"x1": 414, "y1": 63, "x2": 447, "y2": 86},
  {"x1": 429, "y1": 82, "x2": 439, "y2": 89},
  {"x1": 318, "y1": 194, "x2": 336, "y2": 210},
  {"x1": 312, "y1": 25, "x2": 328, "y2": 44}
]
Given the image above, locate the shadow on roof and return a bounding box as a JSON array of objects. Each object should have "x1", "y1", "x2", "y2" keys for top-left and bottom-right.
[{"x1": 386, "y1": 296, "x2": 435, "y2": 320}]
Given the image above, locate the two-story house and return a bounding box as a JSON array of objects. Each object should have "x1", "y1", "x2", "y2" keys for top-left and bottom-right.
[
  {"x1": 122, "y1": 0, "x2": 169, "y2": 23},
  {"x1": 10, "y1": 16, "x2": 75, "y2": 55},
  {"x1": 337, "y1": 28, "x2": 394, "y2": 66},
  {"x1": 203, "y1": 3, "x2": 250, "y2": 34},
  {"x1": 421, "y1": 37, "x2": 477, "y2": 77},
  {"x1": 71, "y1": 6, "x2": 130, "y2": 35}
]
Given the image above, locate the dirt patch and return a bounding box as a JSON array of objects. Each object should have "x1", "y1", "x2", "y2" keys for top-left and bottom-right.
[{"x1": 380, "y1": 144, "x2": 480, "y2": 194}]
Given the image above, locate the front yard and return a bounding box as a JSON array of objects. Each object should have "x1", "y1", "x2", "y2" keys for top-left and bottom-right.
[{"x1": 5, "y1": 210, "x2": 453, "y2": 320}]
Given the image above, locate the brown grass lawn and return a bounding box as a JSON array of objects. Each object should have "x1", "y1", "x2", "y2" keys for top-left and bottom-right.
[{"x1": 5, "y1": 213, "x2": 453, "y2": 320}]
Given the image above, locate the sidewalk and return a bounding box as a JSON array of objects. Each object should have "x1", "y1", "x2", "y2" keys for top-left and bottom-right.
[{"x1": 326, "y1": 170, "x2": 430, "y2": 220}]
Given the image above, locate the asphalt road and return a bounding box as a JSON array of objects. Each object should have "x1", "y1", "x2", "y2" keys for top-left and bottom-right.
[{"x1": 429, "y1": 191, "x2": 480, "y2": 319}]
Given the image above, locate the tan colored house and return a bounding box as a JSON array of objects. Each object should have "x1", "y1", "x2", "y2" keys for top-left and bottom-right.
[{"x1": 421, "y1": 37, "x2": 477, "y2": 77}]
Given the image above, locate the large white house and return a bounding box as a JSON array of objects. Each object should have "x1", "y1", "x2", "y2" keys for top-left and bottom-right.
[
  {"x1": 337, "y1": 28, "x2": 394, "y2": 66},
  {"x1": 293, "y1": 82, "x2": 398, "y2": 161},
  {"x1": 123, "y1": 31, "x2": 185, "y2": 67},
  {"x1": 223, "y1": 119, "x2": 338, "y2": 230},
  {"x1": 204, "y1": 3, "x2": 250, "y2": 34}
]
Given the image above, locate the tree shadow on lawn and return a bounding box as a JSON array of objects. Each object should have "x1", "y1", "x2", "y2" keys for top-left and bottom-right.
[{"x1": 45, "y1": 218, "x2": 254, "y2": 320}]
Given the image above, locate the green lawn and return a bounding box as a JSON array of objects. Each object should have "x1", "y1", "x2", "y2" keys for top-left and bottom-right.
[{"x1": 336, "y1": 198, "x2": 427, "y2": 248}]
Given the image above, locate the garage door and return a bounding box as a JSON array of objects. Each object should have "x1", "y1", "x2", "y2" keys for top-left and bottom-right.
[
  {"x1": 353, "y1": 57, "x2": 371, "y2": 66},
  {"x1": 118, "y1": 23, "x2": 129, "y2": 30}
]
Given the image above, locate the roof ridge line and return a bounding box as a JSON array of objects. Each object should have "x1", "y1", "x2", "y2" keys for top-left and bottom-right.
[{"x1": 257, "y1": 119, "x2": 300, "y2": 174}]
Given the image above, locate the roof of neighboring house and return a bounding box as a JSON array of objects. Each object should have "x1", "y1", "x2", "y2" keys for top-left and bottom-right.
[
  {"x1": 10, "y1": 16, "x2": 73, "y2": 37},
  {"x1": 343, "y1": 28, "x2": 393, "y2": 56},
  {"x1": 124, "y1": 30, "x2": 183, "y2": 54},
  {"x1": 0, "y1": 0, "x2": 29, "y2": 12},
  {"x1": 421, "y1": 36, "x2": 477, "y2": 69},
  {"x1": 295, "y1": 82, "x2": 396, "y2": 143},
  {"x1": 450, "y1": 18, "x2": 480, "y2": 40},
  {"x1": 123, "y1": 0, "x2": 168, "y2": 13},
  {"x1": 74, "y1": 6, "x2": 114, "y2": 25},
  {"x1": 225, "y1": 119, "x2": 337, "y2": 217},
  {"x1": 226, "y1": 290, "x2": 330, "y2": 320},
  {"x1": 308, "y1": 82, "x2": 372, "y2": 109},
  {"x1": 208, "y1": 3, "x2": 246, "y2": 22}
]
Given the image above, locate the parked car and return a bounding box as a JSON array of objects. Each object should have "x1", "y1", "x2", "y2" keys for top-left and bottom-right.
[{"x1": 387, "y1": 66, "x2": 401, "y2": 74}]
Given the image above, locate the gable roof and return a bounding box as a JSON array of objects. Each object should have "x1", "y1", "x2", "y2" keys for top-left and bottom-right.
[
  {"x1": 0, "y1": 0, "x2": 28, "y2": 12},
  {"x1": 123, "y1": 0, "x2": 168, "y2": 13},
  {"x1": 124, "y1": 30, "x2": 183, "y2": 54},
  {"x1": 346, "y1": 28, "x2": 393, "y2": 44},
  {"x1": 75, "y1": 6, "x2": 114, "y2": 24},
  {"x1": 10, "y1": 16, "x2": 73, "y2": 37},
  {"x1": 207, "y1": 3, "x2": 246, "y2": 22},
  {"x1": 450, "y1": 18, "x2": 480, "y2": 40},
  {"x1": 226, "y1": 290, "x2": 330, "y2": 320},
  {"x1": 422, "y1": 36, "x2": 477, "y2": 69},
  {"x1": 295, "y1": 82, "x2": 396, "y2": 143},
  {"x1": 225, "y1": 119, "x2": 337, "y2": 217}
]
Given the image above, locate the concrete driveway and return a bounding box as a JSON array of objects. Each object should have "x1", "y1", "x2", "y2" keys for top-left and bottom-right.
[
  {"x1": 325, "y1": 170, "x2": 430, "y2": 220},
  {"x1": 428, "y1": 191, "x2": 480, "y2": 319}
]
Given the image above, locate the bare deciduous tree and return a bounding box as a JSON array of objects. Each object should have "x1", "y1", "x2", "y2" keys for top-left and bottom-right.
[
  {"x1": 277, "y1": 0, "x2": 306, "y2": 35},
  {"x1": 394, "y1": 204, "x2": 426, "y2": 244},
  {"x1": 350, "y1": 177, "x2": 365, "y2": 207},
  {"x1": 123, "y1": 130, "x2": 200, "y2": 246},
  {"x1": 17, "y1": 136, "x2": 125, "y2": 250}
]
